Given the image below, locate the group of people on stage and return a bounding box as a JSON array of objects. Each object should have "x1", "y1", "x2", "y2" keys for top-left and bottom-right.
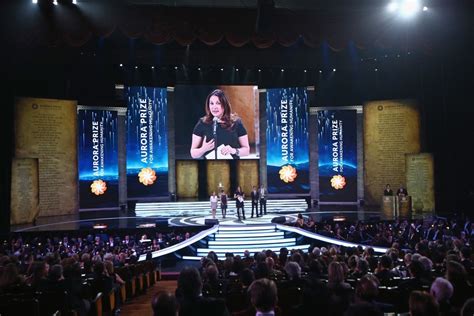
[
  {"x1": 384, "y1": 184, "x2": 408, "y2": 197},
  {"x1": 210, "y1": 185, "x2": 267, "y2": 221}
]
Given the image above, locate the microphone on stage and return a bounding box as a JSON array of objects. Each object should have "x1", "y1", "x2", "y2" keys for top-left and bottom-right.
[{"x1": 213, "y1": 116, "x2": 218, "y2": 159}]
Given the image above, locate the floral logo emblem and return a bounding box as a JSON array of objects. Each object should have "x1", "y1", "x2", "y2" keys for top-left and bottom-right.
[
  {"x1": 279, "y1": 165, "x2": 297, "y2": 183},
  {"x1": 330, "y1": 175, "x2": 346, "y2": 190},
  {"x1": 90, "y1": 179, "x2": 107, "y2": 195},
  {"x1": 138, "y1": 167, "x2": 157, "y2": 186}
]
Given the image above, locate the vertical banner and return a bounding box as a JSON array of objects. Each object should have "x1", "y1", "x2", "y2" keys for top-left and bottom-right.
[
  {"x1": 266, "y1": 87, "x2": 309, "y2": 193},
  {"x1": 406, "y1": 153, "x2": 435, "y2": 214},
  {"x1": 126, "y1": 86, "x2": 168, "y2": 199},
  {"x1": 78, "y1": 110, "x2": 119, "y2": 209},
  {"x1": 317, "y1": 110, "x2": 358, "y2": 202}
]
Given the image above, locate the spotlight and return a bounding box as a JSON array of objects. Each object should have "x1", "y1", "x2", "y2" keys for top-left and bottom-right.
[
  {"x1": 333, "y1": 68, "x2": 336, "y2": 72},
  {"x1": 119, "y1": 64, "x2": 123, "y2": 67},
  {"x1": 281, "y1": 69, "x2": 284, "y2": 72},
  {"x1": 387, "y1": 1, "x2": 398, "y2": 12},
  {"x1": 236, "y1": 68, "x2": 239, "y2": 72},
  {"x1": 73, "y1": 0, "x2": 77, "y2": 4},
  {"x1": 375, "y1": 68, "x2": 378, "y2": 72},
  {"x1": 258, "y1": 69, "x2": 261, "y2": 72},
  {"x1": 220, "y1": 68, "x2": 224, "y2": 71},
  {"x1": 53, "y1": 0, "x2": 58, "y2": 5},
  {"x1": 174, "y1": 66, "x2": 178, "y2": 70},
  {"x1": 32, "y1": 0, "x2": 38, "y2": 3},
  {"x1": 197, "y1": 67, "x2": 201, "y2": 71},
  {"x1": 319, "y1": 70, "x2": 322, "y2": 73},
  {"x1": 400, "y1": 0, "x2": 421, "y2": 17},
  {"x1": 304, "y1": 69, "x2": 307, "y2": 73},
  {"x1": 151, "y1": 66, "x2": 154, "y2": 69},
  {"x1": 135, "y1": 66, "x2": 138, "y2": 69},
  {"x1": 423, "y1": 6, "x2": 428, "y2": 11}
]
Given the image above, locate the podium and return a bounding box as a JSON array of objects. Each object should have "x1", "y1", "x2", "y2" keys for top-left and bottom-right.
[
  {"x1": 381, "y1": 195, "x2": 412, "y2": 219},
  {"x1": 382, "y1": 196, "x2": 396, "y2": 219},
  {"x1": 397, "y1": 195, "x2": 412, "y2": 218}
]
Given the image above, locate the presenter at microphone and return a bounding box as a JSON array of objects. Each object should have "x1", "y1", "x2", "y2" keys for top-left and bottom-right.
[{"x1": 190, "y1": 89, "x2": 250, "y2": 159}]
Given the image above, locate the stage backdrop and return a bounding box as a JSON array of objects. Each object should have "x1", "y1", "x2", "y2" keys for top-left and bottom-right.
[
  {"x1": 78, "y1": 109, "x2": 119, "y2": 209},
  {"x1": 266, "y1": 87, "x2": 309, "y2": 194},
  {"x1": 317, "y1": 109, "x2": 358, "y2": 202},
  {"x1": 14, "y1": 97, "x2": 78, "y2": 217},
  {"x1": 364, "y1": 100, "x2": 421, "y2": 206},
  {"x1": 126, "y1": 86, "x2": 168, "y2": 199}
]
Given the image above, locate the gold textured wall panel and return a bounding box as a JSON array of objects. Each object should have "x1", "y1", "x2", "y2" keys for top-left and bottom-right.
[
  {"x1": 364, "y1": 100, "x2": 420, "y2": 206},
  {"x1": 14, "y1": 97, "x2": 78, "y2": 217},
  {"x1": 10, "y1": 158, "x2": 40, "y2": 225},
  {"x1": 206, "y1": 160, "x2": 230, "y2": 196},
  {"x1": 237, "y1": 160, "x2": 259, "y2": 195},
  {"x1": 406, "y1": 153, "x2": 435, "y2": 214},
  {"x1": 176, "y1": 160, "x2": 199, "y2": 198}
]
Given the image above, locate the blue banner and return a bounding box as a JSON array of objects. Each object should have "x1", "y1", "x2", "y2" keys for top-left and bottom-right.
[
  {"x1": 126, "y1": 86, "x2": 168, "y2": 199},
  {"x1": 317, "y1": 109, "x2": 357, "y2": 202},
  {"x1": 266, "y1": 87, "x2": 309, "y2": 193},
  {"x1": 78, "y1": 109, "x2": 119, "y2": 208}
]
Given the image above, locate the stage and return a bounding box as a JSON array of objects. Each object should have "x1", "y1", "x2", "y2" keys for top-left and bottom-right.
[{"x1": 11, "y1": 199, "x2": 384, "y2": 233}]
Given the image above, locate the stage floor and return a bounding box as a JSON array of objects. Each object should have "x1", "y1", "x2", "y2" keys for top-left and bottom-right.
[{"x1": 11, "y1": 203, "x2": 383, "y2": 233}]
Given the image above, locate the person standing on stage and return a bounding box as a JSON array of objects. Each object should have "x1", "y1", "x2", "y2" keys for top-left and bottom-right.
[
  {"x1": 384, "y1": 184, "x2": 394, "y2": 196},
  {"x1": 259, "y1": 185, "x2": 267, "y2": 216},
  {"x1": 250, "y1": 185, "x2": 259, "y2": 218},
  {"x1": 210, "y1": 191, "x2": 218, "y2": 219},
  {"x1": 397, "y1": 184, "x2": 408, "y2": 197},
  {"x1": 234, "y1": 186, "x2": 246, "y2": 220},
  {"x1": 220, "y1": 189, "x2": 228, "y2": 218}
]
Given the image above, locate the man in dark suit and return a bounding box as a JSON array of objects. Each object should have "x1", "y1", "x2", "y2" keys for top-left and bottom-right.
[
  {"x1": 383, "y1": 184, "x2": 393, "y2": 196},
  {"x1": 250, "y1": 185, "x2": 259, "y2": 218}
]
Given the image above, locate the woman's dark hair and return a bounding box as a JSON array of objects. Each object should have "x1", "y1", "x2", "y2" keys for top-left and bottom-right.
[{"x1": 203, "y1": 89, "x2": 238, "y2": 129}]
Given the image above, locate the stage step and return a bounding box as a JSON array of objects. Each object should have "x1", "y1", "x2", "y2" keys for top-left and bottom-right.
[
  {"x1": 135, "y1": 199, "x2": 309, "y2": 218},
  {"x1": 191, "y1": 224, "x2": 310, "y2": 260}
]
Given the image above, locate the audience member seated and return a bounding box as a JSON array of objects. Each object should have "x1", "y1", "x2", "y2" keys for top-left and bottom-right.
[
  {"x1": 409, "y1": 291, "x2": 439, "y2": 316},
  {"x1": 430, "y1": 277, "x2": 454, "y2": 316},
  {"x1": 152, "y1": 291, "x2": 178, "y2": 316},
  {"x1": 175, "y1": 266, "x2": 229, "y2": 316}
]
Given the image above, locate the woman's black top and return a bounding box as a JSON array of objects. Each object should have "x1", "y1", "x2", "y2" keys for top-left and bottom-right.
[{"x1": 192, "y1": 118, "x2": 247, "y2": 159}]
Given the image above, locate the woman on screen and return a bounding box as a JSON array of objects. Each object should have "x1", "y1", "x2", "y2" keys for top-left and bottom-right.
[{"x1": 190, "y1": 89, "x2": 250, "y2": 159}]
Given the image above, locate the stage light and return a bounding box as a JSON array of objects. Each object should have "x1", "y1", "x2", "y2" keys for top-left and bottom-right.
[
  {"x1": 400, "y1": 0, "x2": 421, "y2": 17},
  {"x1": 32, "y1": 0, "x2": 38, "y2": 3},
  {"x1": 423, "y1": 6, "x2": 428, "y2": 11},
  {"x1": 236, "y1": 68, "x2": 239, "y2": 71},
  {"x1": 53, "y1": 0, "x2": 58, "y2": 5},
  {"x1": 151, "y1": 66, "x2": 154, "y2": 69},
  {"x1": 73, "y1": 0, "x2": 77, "y2": 3},
  {"x1": 375, "y1": 68, "x2": 378, "y2": 72},
  {"x1": 258, "y1": 69, "x2": 261, "y2": 72},
  {"x1": 174, "y1": 66, "x2": 178, "y2": 70},
  {"x1": 197, "y1": 67, "x2": 201, "y2": 71},
  {"x1": 333, "y1": 68, "x2": 336, "y2": 72},
  {"x1": 220, "y1": 68, "x2": 224, "y2": 71},
  {"x1": 135, "y1": 66, "x2": 138, "y2": 69},
  {"x1": 304, "y1": 69, "x2": 307, "y2": 73},
  {"x1": 387, "y1": 1, "x2": 398, "y2": 12},
  {"x1": 281, "y1": 69, "x2": 284, "y2": 72},
  {"x1": 119, "y1": 64, "x2": 123, "y2": 67},
  {"x1": 319, "y1": 70, "x2": 322, "y2": 73}
]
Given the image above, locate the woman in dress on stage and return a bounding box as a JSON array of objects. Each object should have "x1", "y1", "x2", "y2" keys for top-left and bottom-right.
[
  {"x1": 190, "y1": 89, "x2": 250, "y2": 159},
  {"x1": 210, "y1": 191, "x2": 218, "y2": 219},
  {"x1": 234, "y1": 186, "x2": 246, "y2": 220}
]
